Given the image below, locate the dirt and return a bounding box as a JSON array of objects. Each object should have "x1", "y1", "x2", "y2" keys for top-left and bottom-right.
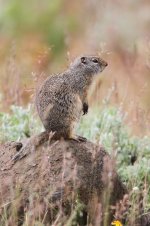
[{"x1": 0, "y1": 133, "x2": 128, "y2": 226}]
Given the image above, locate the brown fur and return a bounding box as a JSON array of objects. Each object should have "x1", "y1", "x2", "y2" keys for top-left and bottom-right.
[{"x1": 35, "y1": 56, "x2": 107, "y2": 139}]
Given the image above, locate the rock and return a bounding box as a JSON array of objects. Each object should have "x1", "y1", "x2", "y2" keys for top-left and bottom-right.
[{"x1": 0, "y1": 132, "x2": 128, "y2": 226}]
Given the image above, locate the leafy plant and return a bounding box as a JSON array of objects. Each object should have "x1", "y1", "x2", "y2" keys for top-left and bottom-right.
[
  {"x1": 0, "y1": 103, "x2": 150, "y2": 217},
  {"x1": 0, "y1": 104, "x2": 43, "y2": 142},
  {"x1": 79, "y1": 105, "x2": 150, "y2": 213}
]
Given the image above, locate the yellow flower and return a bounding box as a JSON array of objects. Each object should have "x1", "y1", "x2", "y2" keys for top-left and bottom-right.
[{"x1": 111, "y1": 220, "x2": 123, "y2": 226}]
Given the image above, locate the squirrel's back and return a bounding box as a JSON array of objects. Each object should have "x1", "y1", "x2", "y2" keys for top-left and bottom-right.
[{"x1": 36, "y1": 72, "x2": 83, "y2": 138}]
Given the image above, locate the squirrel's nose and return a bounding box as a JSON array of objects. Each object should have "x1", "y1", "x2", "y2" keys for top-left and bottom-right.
[
  {"x1": 104, "y1": 62, "x2": 108, "y2": 67},
  {"x1": 101, "y1": 60, "x2": 108, "y2": 67}
]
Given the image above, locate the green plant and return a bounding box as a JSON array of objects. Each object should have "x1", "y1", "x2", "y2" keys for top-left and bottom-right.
[
  {"x1": 79, "y1": 105, "x2": 150, "y2": 216},
  {"x1": 0, "y1": 104, "x2": 43, "y2": 142},
  {"x1": 1, "y1": 103, "x2": 150, "y2": 222}
]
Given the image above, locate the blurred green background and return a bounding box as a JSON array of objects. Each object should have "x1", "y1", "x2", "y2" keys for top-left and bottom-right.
[{"x1": 0, "y1": 0, "x2": 150, "y2": 135}]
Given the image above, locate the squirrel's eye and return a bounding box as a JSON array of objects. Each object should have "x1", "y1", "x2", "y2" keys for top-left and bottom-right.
[
  {"x1": 92, "y1": 58, "x2": 98, "y2": 63},
  {"x1": 81, "y1": 57, "x2": 86, "y2": 64}
]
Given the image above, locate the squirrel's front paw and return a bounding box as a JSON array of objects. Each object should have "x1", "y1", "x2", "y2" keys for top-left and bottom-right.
[{"x1": 83, "y1": 103, "x2": 88, "y2": 115}]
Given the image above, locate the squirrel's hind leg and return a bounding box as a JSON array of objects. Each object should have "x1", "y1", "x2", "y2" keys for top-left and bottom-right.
[
  {"x1": 67, "y1": 127, "x2": 87, "y2": 142},
  {"x1": 66, "y1": 120, "x2": 87, "y2": 142}
]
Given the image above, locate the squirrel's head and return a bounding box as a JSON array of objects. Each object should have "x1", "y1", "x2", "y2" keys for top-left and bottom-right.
[{"x1": 70, "y1": 56, "x2": 108, "y2": 75}]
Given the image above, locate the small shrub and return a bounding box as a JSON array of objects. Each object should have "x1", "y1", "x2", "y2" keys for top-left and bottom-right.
[
  {"x1": 0, "y1": 103, "x2": 150, "y2": 221},
  {"x1": 79, "y1": 105, "x2": 150, "y2": 214},
  {"x1": 0, "y1": 104, "x2": 43, "y2": 142}
]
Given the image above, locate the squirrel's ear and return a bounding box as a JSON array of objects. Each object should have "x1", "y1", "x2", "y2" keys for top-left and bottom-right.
[{"x1": 81, "y1": 57, "x2": 86, "y2": 64}]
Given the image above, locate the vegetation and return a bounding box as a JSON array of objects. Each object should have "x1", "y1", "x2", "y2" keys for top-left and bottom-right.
[
  {"x1": 0, "y1": 0, "x2": 77, "y2": 55},
  {"x1": 0, "y1": 102, "x2": 150, "y2": 224},
  {"x1": 0, "y1": 105, "x2": 42, "y2": 141}
]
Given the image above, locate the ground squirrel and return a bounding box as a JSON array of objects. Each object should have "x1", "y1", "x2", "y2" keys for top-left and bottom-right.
[{"x1": 36, "y1": 56, "x2": 108, "y2": 141}]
